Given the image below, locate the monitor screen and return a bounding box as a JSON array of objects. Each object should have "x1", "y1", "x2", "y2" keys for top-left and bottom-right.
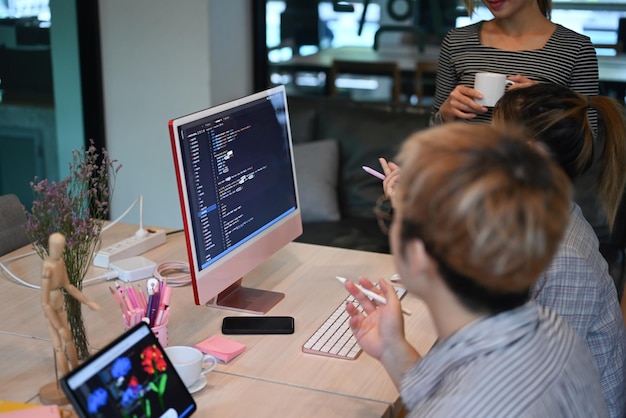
[{"x1": 168, "y1": 86, "x2": 302, "y2": 314}]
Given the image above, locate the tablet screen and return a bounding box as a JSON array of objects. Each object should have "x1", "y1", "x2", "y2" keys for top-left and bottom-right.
[{"x1": 61, "y1": 322, "x2": 196, "y2": 418}]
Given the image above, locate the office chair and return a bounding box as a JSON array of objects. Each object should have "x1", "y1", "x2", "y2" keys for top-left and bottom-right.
[
  {"x1": 0, "y1": 194, "x2": 30, "y2": 256},
  {"x1": 414, "y1": 60, "x2": 438, "y2": 105},
  {"x1": 329, "y1": 60, "x2": 401, "y2": 103}
]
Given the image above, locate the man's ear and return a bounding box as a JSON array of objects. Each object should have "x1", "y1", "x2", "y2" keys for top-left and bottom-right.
[{"x1": 405, "y1": 239, "x2": 437, "y2": 280}]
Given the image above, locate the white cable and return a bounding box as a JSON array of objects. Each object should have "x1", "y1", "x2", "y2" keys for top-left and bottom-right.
[
  {"x1": 154, "y1": 261, "x2": 191, "y2": 287},
  {"x1": 83, "y1": 270, "x2": 119, "y2": 285},
  {"x1": 4, "y1": 194, "x2": 151, "y2": 289},
  {"x1": 1, "y1": 253, "x2": 119, "y2": 289},
  {"x1": 102, "y1": 195, "x2": 141, "y2": 233},
  {"x1": 0, "y1": 251, "x2": 39, "y2": 289}
]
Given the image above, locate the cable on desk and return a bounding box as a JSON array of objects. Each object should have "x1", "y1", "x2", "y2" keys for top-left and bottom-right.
[
  {"x1": 154, "y1": 261, "x2": 191, "y2": 287},
  {"x1": 2, "y1": 227, "x2": 188, "y2": 289},
  {"x1": 0, "y1": 250, "x2": 39, "y2": 289},
  {"x1": 1, "y1": 249, "x2": 119, "y2": 289}
]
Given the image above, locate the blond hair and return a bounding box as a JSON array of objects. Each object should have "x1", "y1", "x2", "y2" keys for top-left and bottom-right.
[{"x1": 396, "y1": 123, "x2": 570, "y2": 298}]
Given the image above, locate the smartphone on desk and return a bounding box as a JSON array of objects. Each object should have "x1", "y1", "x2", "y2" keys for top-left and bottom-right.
[{"x1": 222, "y1": 316, "x2": 295, "y2": 335}]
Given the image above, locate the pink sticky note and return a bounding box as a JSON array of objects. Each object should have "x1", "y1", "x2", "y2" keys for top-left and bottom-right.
[{"x1": 195, "y1": 335, "x2": 246, "y2": 363}]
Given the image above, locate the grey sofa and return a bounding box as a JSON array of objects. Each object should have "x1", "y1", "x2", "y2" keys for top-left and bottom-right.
[{"x1": 287, "y1": 95, "x2": 432, "y2": 253}]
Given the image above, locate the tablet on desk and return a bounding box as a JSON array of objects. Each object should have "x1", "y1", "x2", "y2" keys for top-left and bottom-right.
[{"x1": 60, "y1": 322, "x2": 196, "y2": 418}]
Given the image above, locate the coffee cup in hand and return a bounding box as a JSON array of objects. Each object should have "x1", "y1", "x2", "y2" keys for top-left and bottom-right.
[
  {"x1": 474, "y1": 72, "x2": 515, "y2": 107},
  {"x1": 165, "y1": 345, "x2": 218, "y2": 388}
]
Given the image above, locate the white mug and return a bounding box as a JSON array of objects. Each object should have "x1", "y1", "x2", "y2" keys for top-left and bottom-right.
[
  {"x1": 474, "y1": 72, "x2": 515, "y2": 107},
  {"x1": 165, "y1": 345, "x2": 218, "y2": 388}
]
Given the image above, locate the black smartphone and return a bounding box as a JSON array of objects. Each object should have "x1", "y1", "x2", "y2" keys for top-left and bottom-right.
[{"x1": 222, "y1": 316, "x2": 295, "y2": 335}]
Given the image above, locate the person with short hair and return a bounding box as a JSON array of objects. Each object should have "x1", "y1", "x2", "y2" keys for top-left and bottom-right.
[{"x1": 346, "y1": 123, "x2": 608, "y2": 416}]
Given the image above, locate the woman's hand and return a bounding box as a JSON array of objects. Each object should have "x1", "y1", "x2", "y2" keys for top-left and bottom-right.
[
  {"x1": 507, "y1": 74, "x2": 537, "y2": 90},
  {"x1": 379, "y1": 158, "x2": 400, "y2": 208},
  {"x1": 439, "y1": 85, "x2": 488, "y2": 121}
]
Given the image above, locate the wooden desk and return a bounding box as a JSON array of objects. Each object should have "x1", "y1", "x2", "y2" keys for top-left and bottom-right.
[
  {"x1": 0, "y1": 224, "x2": 437, "y2": 417},
  {"x1": 274, "y1": 46, "x2": 625, "y2": 81},
  {"x1": 270, "y1": 45, "x2": 440, "y2": 97},
  {"x1": 272, "y1": 47, "x2": 625, "y2": 99},
  {"x1": 271, "y1": 45, "x2": 440, "y2": 73}
]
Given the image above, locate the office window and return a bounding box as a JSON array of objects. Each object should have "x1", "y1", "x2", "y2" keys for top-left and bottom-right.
[
  {"x1": 457, "y1": 2, "x2": 626, "y2": 56},
  {"x1": 0, "y1": 0, "x2": 49, "y2": 20},
  {"x1": 255, "y1": 1, "x2": 626, "y2": 94},
  {"x1": 267, "y1": 1, "x2": 381, "y2": 62}
]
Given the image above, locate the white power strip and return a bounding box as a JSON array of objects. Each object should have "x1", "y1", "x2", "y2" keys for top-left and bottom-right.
[{"x1": 93, "y1": 229, "x2": 167, "y2": 268}]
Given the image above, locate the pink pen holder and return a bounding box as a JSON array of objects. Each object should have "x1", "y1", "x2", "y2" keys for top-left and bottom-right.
[
  {"x1": 125, "y1": 320, "x2": 169, "y2": 348},
  {"x1": 151, "y1": 322, "x2": 169, "y2": 347}
]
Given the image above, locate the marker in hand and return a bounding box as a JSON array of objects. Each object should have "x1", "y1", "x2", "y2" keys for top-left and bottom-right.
[
  {"x1": 362, "y1": 166, "x2": 385, "y2": 181},
  {"x1": 336, "y1": 276, "x2": 412, "y2": 316}
]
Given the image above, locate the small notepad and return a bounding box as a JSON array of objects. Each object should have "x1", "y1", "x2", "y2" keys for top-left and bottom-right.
[{"x1": 195, "y1": 335, "x2": 246, "y2": 363}]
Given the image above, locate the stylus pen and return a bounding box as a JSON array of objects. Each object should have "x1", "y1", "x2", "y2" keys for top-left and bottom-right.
[
  {"x1": 336, "y1": 276, "x2": 412, "y2": 316},
  {"x1": 362, "y1": 165, "x2": 386, "y2": 180}
]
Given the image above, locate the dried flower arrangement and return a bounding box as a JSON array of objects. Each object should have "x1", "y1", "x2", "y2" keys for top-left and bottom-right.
[{"x1": 24, "y1": 140, "x2": 121, "y2": 359}]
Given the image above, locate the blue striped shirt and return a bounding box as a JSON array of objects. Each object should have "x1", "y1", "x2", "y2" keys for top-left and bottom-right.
[
  {"x1": 400, "y1": 303, "x2": 608, "y2": 417},
  {"x1": 431, "y1": 22, "x2": 599, "y2": 125},
  {"x1": 533, "y1": 203, "x2": 626, "y2": 418}
]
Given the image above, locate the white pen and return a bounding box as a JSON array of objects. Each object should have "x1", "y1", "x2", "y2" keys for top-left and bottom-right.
[{"x1": 336, "y1": 276, "x2": 412, "y2": 316}]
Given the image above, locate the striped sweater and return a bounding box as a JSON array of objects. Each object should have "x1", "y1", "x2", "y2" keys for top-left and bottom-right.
[{"x1": 431, "y1": 22, "x2": 599, "y2": 125}]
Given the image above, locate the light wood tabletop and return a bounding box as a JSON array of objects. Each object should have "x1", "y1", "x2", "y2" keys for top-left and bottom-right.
[{"x1": 0, "y1": 223, "x2": 437, "y2": 417}]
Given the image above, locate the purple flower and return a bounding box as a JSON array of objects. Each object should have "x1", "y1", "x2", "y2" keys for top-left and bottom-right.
[{"x1": 22, "y1": 140, "x2": 121, "y2": 286}]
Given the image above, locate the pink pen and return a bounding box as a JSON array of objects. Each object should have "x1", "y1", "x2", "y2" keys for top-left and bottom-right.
[
  {"x1": 125, "y1": 284, "x2": 140, "y2": 309},
  {"x1": 155, "y1": 286, "x2": 172, "y2": 326},
  {"x1": 362, "y1": 165, "x2": 385, "y2": 180},
  {"x1": 137, "y1": 284, "x2": 148, "y2": 311},
  {"x1": 116, "y1": 283, "x2": 134, "y2": 312}
]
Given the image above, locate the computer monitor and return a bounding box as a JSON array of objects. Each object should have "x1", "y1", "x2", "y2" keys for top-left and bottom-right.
[{"x1": 168, "y1": 86, "x2": 302, "y2": 315}]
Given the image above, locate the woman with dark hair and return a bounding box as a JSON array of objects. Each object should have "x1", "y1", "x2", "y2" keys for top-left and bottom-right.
[
  {"x1": 493, "y1": 83, "x2": 626, "y2": 418},
  {"x1": 494, "y1": 83, "x2": 626, "y2": 230}
]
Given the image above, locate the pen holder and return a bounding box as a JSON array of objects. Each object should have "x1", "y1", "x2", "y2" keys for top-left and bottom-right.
[
  {"x1": 125, "y1": 321, "x2": 168, "y2": 347},
  {"x1": 151, "y1": 322, "x2": 169, "y2": 347}
]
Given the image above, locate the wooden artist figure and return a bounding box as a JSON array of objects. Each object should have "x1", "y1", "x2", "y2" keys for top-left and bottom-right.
[{"x1": 41, "y1": 232, "x2": 100, "y2": 375}]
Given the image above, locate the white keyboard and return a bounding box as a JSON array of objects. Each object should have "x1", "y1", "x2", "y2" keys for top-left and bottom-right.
[{"x1": 302, "y1": 285, "x2": 407, "y2": 360}]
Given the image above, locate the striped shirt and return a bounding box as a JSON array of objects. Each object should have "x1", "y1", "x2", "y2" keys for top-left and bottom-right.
[
  {"x1": 400, "y1": 303, "x2": 608, "y2": 417},
  {"x1": 533, "y1": 203, "x2": 626, "y2": 418},
  {"x1": 431, "y1": 22, "x2": 599, "y2": 125}
]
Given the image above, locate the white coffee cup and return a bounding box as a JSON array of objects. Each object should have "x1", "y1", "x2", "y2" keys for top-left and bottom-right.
[
  {"x1": 474, "y1": 72, "x2": 515, "y2": 107},
  {"x1": 165, "y1": 345, "x2": 218, "y2": 388}
]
